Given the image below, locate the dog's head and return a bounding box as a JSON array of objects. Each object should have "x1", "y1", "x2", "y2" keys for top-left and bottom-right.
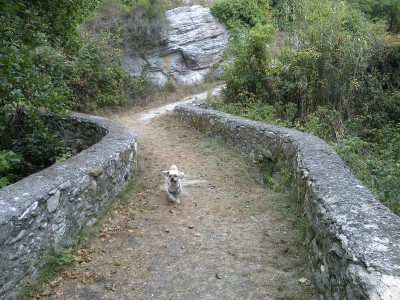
[{"x1": 163, "y1": 165, "x2": 184, "y2": 184}]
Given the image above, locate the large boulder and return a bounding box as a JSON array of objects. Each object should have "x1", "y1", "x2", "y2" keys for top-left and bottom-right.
[{"x1": 124, "y1": 5, "x2": 229, "y2": 85}]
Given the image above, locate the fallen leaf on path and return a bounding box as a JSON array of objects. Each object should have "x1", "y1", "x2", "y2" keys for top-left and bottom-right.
[
  {"x1": 53, "y1": 289, "x2": 64, "y2": 298},
  {"x1": 41, "y1": 288, "x2": 52, "y2": 296},
  {"x1": 298, "y1": 277, "x2": 308, "y2": 284},
  {"x1": 64, "y1": 270, "x2": 78, "y2": 279},
  {"x1": 48, "y1": 276, "x2": 62, "y2": 288},
  {"x1": 105, "y1": 283, "x2": 117, "y2": 291},
  {"x1": 112, "y1": 258, "x2": 121, "y2": 266}
]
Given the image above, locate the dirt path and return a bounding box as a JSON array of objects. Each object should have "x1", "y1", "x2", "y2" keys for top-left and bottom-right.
[{"x1": 38, "y1": 90, "x2": 317, "y2": 299}]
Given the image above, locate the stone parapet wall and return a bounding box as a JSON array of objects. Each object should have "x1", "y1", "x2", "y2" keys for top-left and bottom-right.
[
  {"x1": 0, "y1": 112, "x2": 137, "y2": 299},
  {"x1": 58, "y1": 116, "x2": 108, "y2": 152},
  {"x1": 174, "y1": 105, "x2": 400, "y2": 300}
]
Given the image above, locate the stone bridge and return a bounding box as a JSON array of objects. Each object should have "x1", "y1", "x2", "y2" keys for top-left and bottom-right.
[
  {"x1": 174, "y1": 104, "x2": 400, "y2": 300},
  {"x1": 1, "y1": 104, "x2": 400, "y2": 299}
]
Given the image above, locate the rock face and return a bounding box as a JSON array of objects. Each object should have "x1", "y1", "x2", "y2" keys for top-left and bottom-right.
[{"x1": 124, "y1": 5, "x2": 229, "y2": 85}]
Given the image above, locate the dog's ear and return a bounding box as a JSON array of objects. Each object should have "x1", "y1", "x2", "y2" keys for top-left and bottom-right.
[
  {"x1": 162, "y1": 170, "x2": 169, "y2": 177},
  {"x1": 179, "y1": 172, "x2": 184, "y2": 179}
]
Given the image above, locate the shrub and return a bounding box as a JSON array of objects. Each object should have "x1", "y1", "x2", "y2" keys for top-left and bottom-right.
[
  {"x1": 333, "y1": 126, "x2": 400, "y2": 214},
  {"x1": 221, "y1": 23, "x2": 275, "y2": 104},
  {"x1": 66, "y1": 32, "x2": 128, "y2": 112},
  {"x1": 304, "y1": 106, "x2": 344, "y2": 143},
  {"x1": 124, "y1": 0, "x2": 169, "y2": 52},
  {"x1": 0, "y1": 0, "x2": 135, "y2": 186},
  {"x1": 211, "y1": 0, "x2": 271, "y2": 30},
  {"x1": 83, "y1": 0, "x2": 169, "y2": 53},
  {"x1": 0, "y1": 151, "x2": 21, "y2": 188},
  {"x1": 347, "y1": 0, "x2": 400, "y2": 33},
  {"x1": 215, "y1": 0, "x2": 400, "y2": 214}
]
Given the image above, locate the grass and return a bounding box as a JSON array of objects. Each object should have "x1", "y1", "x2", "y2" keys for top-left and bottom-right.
[{"x1": 17, "y1": 245, "x2": 76, "y2": 299}]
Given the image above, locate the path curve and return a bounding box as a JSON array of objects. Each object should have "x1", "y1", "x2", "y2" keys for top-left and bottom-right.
[{"x1": 39, "y1": 90, "x2": 316, "y2": 299}]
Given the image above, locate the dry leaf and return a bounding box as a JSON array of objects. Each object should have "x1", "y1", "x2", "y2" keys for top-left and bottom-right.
[
  {"x1": 105, "y1": 283, "x2": 117, "y2": 291},
  {"x1": 41, "y1": 288, "x2": 52, "y2": 296},
  {"x1": 298, "y1": 277, "x2": 308, "y2": 284},
  {"x1": 112, "y1": 258, "x2": 121, "y2": 266},
  {"x1": 54, "y1": 289, "x2": 64, "y2": 298}
]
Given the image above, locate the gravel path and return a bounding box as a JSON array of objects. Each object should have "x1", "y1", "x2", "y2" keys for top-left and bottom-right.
[{"x1": 38, "y1": 90, "x2": 316, "y2": 300}]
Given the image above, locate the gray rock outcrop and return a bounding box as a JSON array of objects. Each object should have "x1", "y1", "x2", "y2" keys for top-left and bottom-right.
[{"x1": 124, "y1": 5, "x2": 229, "y2": 85}]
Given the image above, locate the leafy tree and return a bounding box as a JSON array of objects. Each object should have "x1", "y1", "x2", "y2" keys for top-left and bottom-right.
[
  {"x1": 0, "y1": 0, "x2": 156, "y2": 186},
  {"x1": 0, "y1": 0, "x2": 99, "y2": 184},
  {"x1": 347, "y1": 0, "x2": 400, "y2": 33},
  {"x1": 211, "y1": 0, "x2": 271, "y2": 30}
]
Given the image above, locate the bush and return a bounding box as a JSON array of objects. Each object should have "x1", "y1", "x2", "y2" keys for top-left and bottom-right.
[
  {"x1": 215, "y1": 0, "x2": 400, "y2": 214},
  {"x1": 221, "y1": 23, "x2": 275, "y2": 104},
  {"x1": 83, "y1": 0, "x2": 169, "y2": 53},
  {"x1": 211, "y1": 0, "x2": 271, "y2": 30},
  {"x1": 67, "y1": 32, "x2": 128, "y2": 112},
  {"x1": 304, "y1": 106, "x2": 344, "y2": 143},
  {"x1": 124, "y1": 0, "x2": 168, "y2": 52},
  {"x1": 0, "y1": 151, "x2": 21, "y2": 188},
  {"x1": 333, "y1": 126, "x2": 400, "y2": 214},
  {"x1": 0, "y1": 0, "x2": 143, "y2": 186},
  {"x1": 347, "y1": 0, "x2": 400, "y2": 33}
]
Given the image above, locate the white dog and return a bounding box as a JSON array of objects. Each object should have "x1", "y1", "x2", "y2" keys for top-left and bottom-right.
[{"x1": 162, "y1": 165, "x2": 184, "y2": 204}]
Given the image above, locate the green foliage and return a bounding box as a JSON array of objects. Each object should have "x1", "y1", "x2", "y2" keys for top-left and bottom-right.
[
  {"x1": 18, "y1": 243, "x2": 76, "y2": 299},
  {"x1": 163, "y1": 77, "x2": 178, "y2": 93},
  {"x1": 347, "y1": 0, "x2": 400, "y2": 33},
  {"x1": 1, "y1": 0, "x2": 155, "y2": 186},
  {"x1": 211, "y1": 0, "x2": 271, "y2": 29},
  {"x1": 333, "y1": 126, "x2": 400, "y2": 214},
  {"x1": 47, "y1": 244, "x2": 75, "y2": 267},
  {"x1": 67, "y1": 32, "x2": 128, "y2": 112},
  {"x1": 0, "y1": 0, "x2": 99, "y2": 48},
  {"x1": 222, "y1": 23, "x2": 275, "y2": 104},
  {"x1": 0, "y1": 1, "x2": 96, "y2": 185},
  {"x1": 126, "y1": 76, "x2": 152, "y2": 105},
  {"x1": 81, "y1": 0, "x2": 131, "y2": 36},
  {"x1": 83, "y1": 0, "x2": 169, "y2": 53},
  {"x1": 215, "y1": 99, "x2": 282, "y2": 126},
  {"x1": 304, "y1": 106, "x2": 344, "y2": 143},
  {"x1": 260, "y1": 158, "x2": 292, "y2": 193},
  {"x1": 0, "y1": 151, "x2": 21, "y2": 188},
  {"x1": 216, "y1": 0, "x2": 400, "y2": 214},
  {"x1": 124, "y1": 0, "x2": 169, "y2": 52}
]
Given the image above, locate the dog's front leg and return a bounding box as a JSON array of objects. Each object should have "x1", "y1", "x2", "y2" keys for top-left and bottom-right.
[{"x1": 167, "y1": 192, "x2": 180, "y2": 204}]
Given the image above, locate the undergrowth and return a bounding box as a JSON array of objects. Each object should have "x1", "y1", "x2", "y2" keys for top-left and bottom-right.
[{"x1": 212, "y1": 0, "x2": 400, "y2": 215}]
